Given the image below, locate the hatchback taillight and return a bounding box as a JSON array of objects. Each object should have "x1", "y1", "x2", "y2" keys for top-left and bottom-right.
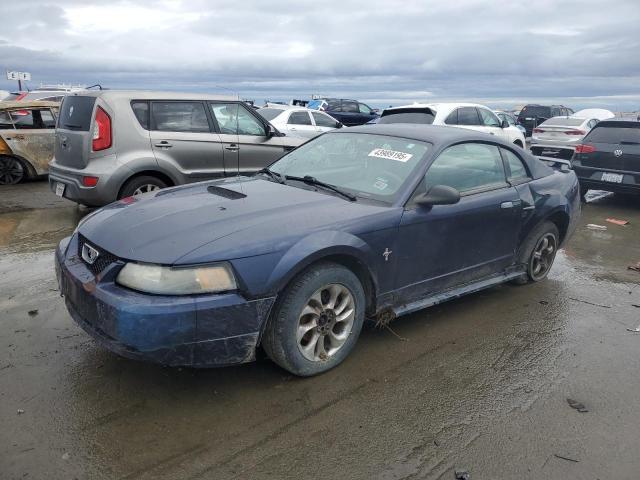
[
  {"x1": 92, "y1": 107, "x2": 112, "y2": 151},
  {"x1": 575, "y1": 144, "x2": 595, "y2": 154},
  {"x1": 565, "y1": 129, "x2": 586, "y2": 135},
  {"x1": 533, "y1": 128, "x2": 545, "y2": 133}
]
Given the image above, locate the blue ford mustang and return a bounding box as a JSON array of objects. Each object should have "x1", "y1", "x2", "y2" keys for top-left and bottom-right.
[{"x1": 55, "y1": 124, "x2": 580, "y2": 376}]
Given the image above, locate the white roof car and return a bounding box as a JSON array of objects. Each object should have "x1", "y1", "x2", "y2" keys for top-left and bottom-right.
[
  {"x1": 379, "y1": 102, "x2": 526, "y2": 148},
  {"x1": 257, "y1": 106, "x2": 342, "y2": 139}
]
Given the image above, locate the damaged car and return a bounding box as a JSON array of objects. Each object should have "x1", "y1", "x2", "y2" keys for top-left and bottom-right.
[
  {"x1": 55, "y1": 124, "x2": 580, "y2": 376},
  {"x1": 0, "y1": 101, "x2": 59, "y2": 185}
]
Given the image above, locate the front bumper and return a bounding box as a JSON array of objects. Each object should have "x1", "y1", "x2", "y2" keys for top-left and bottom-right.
[{"x1": 55, "y1": 235, "x2": 276, "y2": 367}]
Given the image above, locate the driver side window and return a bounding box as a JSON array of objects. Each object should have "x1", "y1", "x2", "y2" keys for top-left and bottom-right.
[{"x1": 424, "y1": 143, "x2": 508, "y2": 194}]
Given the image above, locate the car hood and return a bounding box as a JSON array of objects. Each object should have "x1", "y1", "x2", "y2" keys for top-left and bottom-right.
[{"x1": 79, "y1": 177, "x2": 393, "y2": 265}]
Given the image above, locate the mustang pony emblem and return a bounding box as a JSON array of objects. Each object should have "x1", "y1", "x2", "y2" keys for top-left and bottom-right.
[
  {"x1": 81, "y1": 244, "x2": 100, "y2": 264},
  {"x1": 383, "y1": 248, "x2": 392, "y2": 261}
]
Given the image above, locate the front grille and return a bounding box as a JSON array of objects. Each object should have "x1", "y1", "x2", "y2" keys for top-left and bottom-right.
[
  {"x1": 531, "y1": 146, "x2": 575, "y2": 161},
  {"x1": 77, "y1": 234, "x2": 119, "y2": 275}
]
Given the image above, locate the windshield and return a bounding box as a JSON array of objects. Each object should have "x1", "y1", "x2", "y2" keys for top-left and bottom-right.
[
  {"x1": 257, "y1": 108, "x2": 283, "y2": 121},
  {"x1": 307, "y1": 100, "x2": 324, "y2": 110},
  {"x1": 270, "y1": 132, "x2": 430, "y2": 203}
]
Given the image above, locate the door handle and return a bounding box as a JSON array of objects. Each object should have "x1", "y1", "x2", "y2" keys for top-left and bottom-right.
[
  {"x1": 522, "y1": 205, "x2": 535, "y2": 211},
  {"x1": 154, "y1": 141, "x2": 172, "y2": 148},
  {"x1": 225, "y1": 144, "x2": 239, "y2": 151},
  {"x1": 500, "y1": 201, "x2": 514, "y2": 209},
  {"x1": 489, "y1": 132, "x2": 496, "y2": 135},
  {"x1": 289, "y1": 127, "x2": 297, "y2": 131}
]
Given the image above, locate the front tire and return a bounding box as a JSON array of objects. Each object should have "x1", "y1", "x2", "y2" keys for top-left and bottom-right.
[
  {"x1": 512, "y1": 221, "x2": 559, "y2": 285},
  {"x1": 262, "y1": 262, "x2": 365, "y2": 376}
]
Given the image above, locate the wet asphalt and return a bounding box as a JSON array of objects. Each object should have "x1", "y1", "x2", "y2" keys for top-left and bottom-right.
[{"x1": 1, "y1": 181, "x2": 639, "y2": 480}]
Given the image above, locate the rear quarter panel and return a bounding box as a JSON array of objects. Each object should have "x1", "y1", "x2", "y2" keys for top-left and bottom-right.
[{"x1": 515, "y1": 170, "x2": 580, "y2": 247}]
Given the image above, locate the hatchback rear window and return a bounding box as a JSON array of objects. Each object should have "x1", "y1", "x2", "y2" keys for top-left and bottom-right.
[
  {"x1": 378, "y1": 109, "x2": 435, "y2": 125},
  {"x1": 58, "y1": 96, "x2": 96, "y2": 131},
  {"x1": 519, "y1": 106, "x2": 551, "y2": 118},
  {"x1": 585, "y1": 125, "x2": 640, "y2": 143}
]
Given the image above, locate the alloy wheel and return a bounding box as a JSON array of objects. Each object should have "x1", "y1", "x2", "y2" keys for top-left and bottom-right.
[
  {"x1": 0, "y1": 157, "x2": 25, "y2": 185},
  {"x1": 296, "y1": 284, "x2": 356, "y2": 362},
  {"x1": 530, "y1": 233, "x2": 557, "y2": 280},
  {"x1": 132, "y1": 184, "x2": 161, "y2": 195}
]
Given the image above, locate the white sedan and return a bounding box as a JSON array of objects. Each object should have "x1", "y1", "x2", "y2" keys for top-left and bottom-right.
[
  {"x1": 257, "y1": 106, "x2": 342, "y2": 139},
  {"x1": 379, "y1": 102, "x2": 526, "y2": 148}
]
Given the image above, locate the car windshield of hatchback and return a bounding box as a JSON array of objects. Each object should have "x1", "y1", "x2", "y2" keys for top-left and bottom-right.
[{"x1": 270, "y1": 132, "x2": 430, "y2": 202}]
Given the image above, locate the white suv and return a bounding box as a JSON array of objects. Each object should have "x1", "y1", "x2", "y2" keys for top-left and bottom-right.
[{"x1": 379, "y1": 102, "x2": 526, "y2": 148}]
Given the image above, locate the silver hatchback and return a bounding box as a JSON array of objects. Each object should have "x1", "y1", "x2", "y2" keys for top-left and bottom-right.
[{"x1": 49, "y1": 90, "x2": 305, "y2": 206}]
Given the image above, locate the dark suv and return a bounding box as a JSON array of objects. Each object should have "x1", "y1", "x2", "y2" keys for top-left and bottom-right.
[
  {"x1": 572, "y1": 119, "x2": 640, "y2": 198},
  {"x1": 307, "y1": 98, "x2": 378, "y2": 126},
  {"x1": 517, "y1": 104, "x2": 574, "y2": 137}
]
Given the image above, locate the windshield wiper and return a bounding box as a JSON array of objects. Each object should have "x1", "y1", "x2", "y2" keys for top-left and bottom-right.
[
  {"x1": 257, "y1": 167, "x2": 285, "y2": 184},
  {"x1": 285, "y1": 175, "x2": 357, "y2": 201}
]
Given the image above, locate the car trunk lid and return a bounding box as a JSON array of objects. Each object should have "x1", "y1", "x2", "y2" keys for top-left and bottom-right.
[{"x1": 54, "y1": 96, "x2": 97, "y2": 168}]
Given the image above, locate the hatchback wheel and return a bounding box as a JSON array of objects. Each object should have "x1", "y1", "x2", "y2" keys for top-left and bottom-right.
[
  {"x1": 0, "y1": 156, "x2": 25, "y2": 185},
  {"x1": 512, "y1": 221, "x2": 559, "y2": 284},
  {"x1": 262, "y1": 263, "x2": 365, "y2": 376},
  {"x1": 119, "y1": 175, "x2": 167, "y2": 199}
]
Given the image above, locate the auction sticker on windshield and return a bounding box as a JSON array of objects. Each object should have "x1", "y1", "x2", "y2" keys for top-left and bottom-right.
[{"x1": 368, "y1": 148, "x2": 413, "y2": 162}]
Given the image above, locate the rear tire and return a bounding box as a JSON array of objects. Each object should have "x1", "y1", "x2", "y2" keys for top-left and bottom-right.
[
  {"x1": 0, "y1": 155, "x2": 26, "y2": 185},
  {"x1": 512, "y1": 221, "x2": 559, "y2": 285},
  {"x1": 119, "y1": 175, "x2": 167, "y2": 199},
  {"x1": 262, "y1": 262, "x2": 365, "y2": 376}
]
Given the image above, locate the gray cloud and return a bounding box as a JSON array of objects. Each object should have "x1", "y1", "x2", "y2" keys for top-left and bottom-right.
[{"x1": 0, "y1": 0, "x2": 639, "y2": 110}]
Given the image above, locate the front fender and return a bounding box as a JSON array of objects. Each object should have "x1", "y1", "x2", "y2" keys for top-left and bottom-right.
[{"x1": 265, "y1": 230, "x2": 377, "y2": 295}]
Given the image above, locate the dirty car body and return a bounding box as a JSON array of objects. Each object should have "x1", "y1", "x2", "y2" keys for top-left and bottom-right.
[
  {"x1": 0, "y1": 101, "x2": 59, "y2": 185},
  {"x1": 55, "y1": 124, "x2": 580, "y2": 370}
]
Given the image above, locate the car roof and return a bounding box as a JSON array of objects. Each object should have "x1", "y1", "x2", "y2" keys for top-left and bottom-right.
[
  {"x1": 64, "y1": 90, "x2": 239, "y2": 101},
  {"x1": 0, "y1": 100, "x2": 61, "y2": 110}
]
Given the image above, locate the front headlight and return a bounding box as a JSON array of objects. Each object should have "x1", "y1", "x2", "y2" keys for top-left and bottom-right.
[{"x1": 116, "y1": 263, "x2": 237, "y2": 295}]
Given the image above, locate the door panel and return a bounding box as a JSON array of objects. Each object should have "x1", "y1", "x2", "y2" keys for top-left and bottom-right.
[
  {"x1": 286, "y1": 111, "x2": 317, "y2": 138},
  {"x1": 150, "y1": 130, "x2": 225, "y2": 178},
  {"x1": 394, "y1": 142, "x2": 522, "y2": 304},
  {"x1": 395, "y1": 188, "x2": 522, "y2": 303}
]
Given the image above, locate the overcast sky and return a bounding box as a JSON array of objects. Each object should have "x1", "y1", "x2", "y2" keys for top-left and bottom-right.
[{"x1": 1, "y1": 0, "x2": 639, "y2": 110}]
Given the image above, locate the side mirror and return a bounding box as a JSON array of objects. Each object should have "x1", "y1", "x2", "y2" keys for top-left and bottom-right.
[
  {"x1": 335, "y1": 121, "x2": 343, "y2": 129},
  {"x1": 370, "y1": 110, "x2": 378, "y2": 115},
  {"x1": 414, "y1": 185, "x2": 460, "y2": 207},
  {"x1": 501, "y1": 119, "x2": 510, "y2": 129},
  {"x1": 267, "y1": 124, "x2": 284, "y2": 138}
]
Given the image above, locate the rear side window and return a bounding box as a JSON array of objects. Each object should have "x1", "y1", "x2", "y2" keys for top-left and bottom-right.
[
  {"x1": 425, "y1": 143, "x2": 507, "y2": 193},
  {"x1": 58, "y1": 96, "x2": 96, "y2": 131},
  {"x1": 288, "y1": 111, "x2": 312, "y2": 125},
  {"x1": 501, "y1": 148, "x2": 530, "y2": 182},
  {"x1": 326, "y1": 99, "x2": 341, "y2": 111},
  {"x1": 312, "y1": 112, "x2": 337, "y2": 127},
  {"x1": 457, "y1": 107, "x2": 481, "y2": 126},
  {"x1": 585, "y1": 125, "x2": 640, "y2": 143},
  {"x1": 131, "y1": 101, "x2": 149, "y2": 129},
  {"x1": 152, "y1": 102, "x2": 210, "y2": 132}
]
